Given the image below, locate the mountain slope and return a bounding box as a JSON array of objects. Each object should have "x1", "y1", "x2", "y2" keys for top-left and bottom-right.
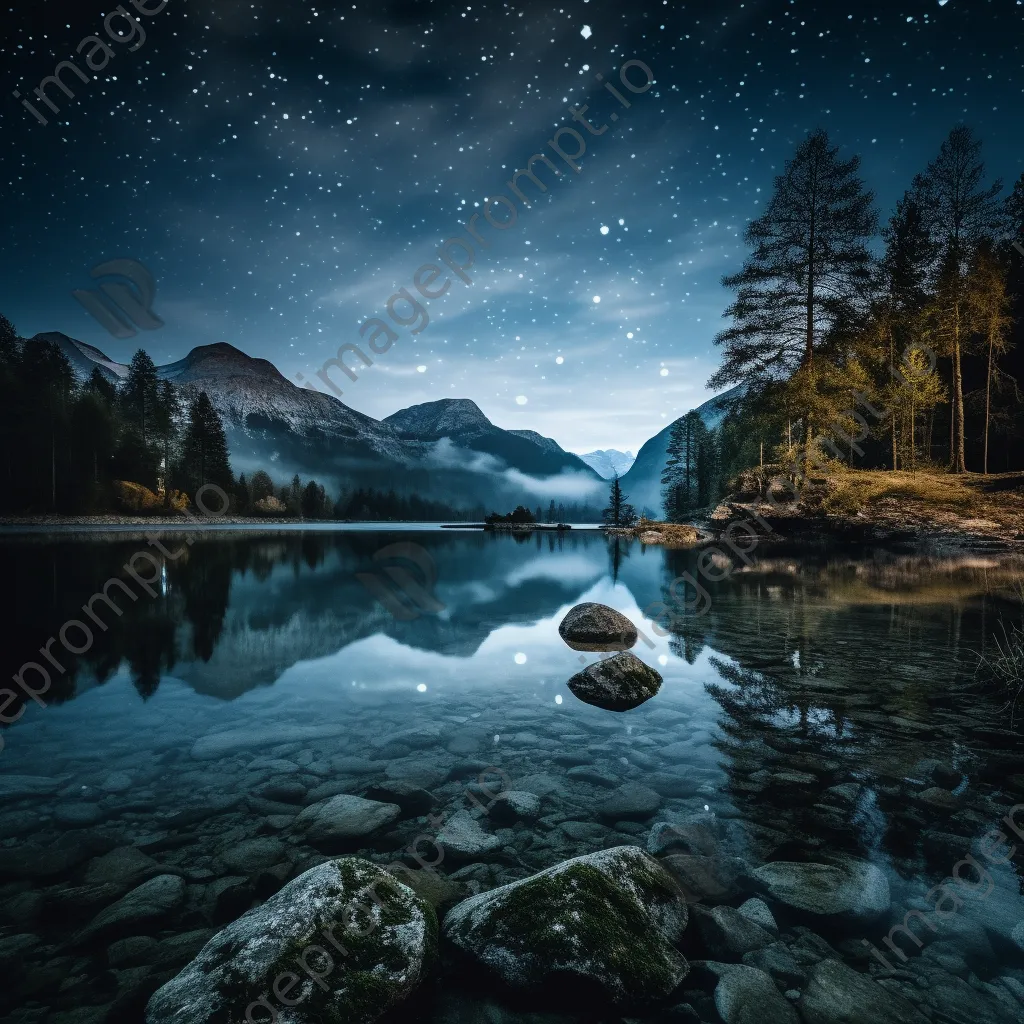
[
  {"x1": 619, "y1": 387, "x2": 743, "y2": 517},
  {"x1": 385, "y1": 399, "x2": 600, "y2": 479},
  {"x1": 579, "y1": 449, "x2": 636, "y2": 479},
  {"x1": 23, "y1": 334, "x2": 601, "y2": 507}
]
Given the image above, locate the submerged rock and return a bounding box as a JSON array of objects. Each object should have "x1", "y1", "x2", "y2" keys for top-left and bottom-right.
[
  {"x1": 558, "y1": 603, "x2": 638, "y2": 652},
  {"x1": 490, "y1": 791, "x2": 542, "y2": 822},
  {"x1": 596, "y1": 783, "x2": 663, "y2": 821},
  {"x1": 750, "y1": 857, "x2": 890, "y2": 923},
  {"x1": 797, "y1": 959, "x2": 929, "y2": 1024},
  {"x1": 712, "y1": 964, "x2": 801, "y2": 1024},
  {"x1": 294, "y1": 794, "x2": 401, "y2": 847},
  {"x1": 691, "y1": 904, "x2": 775, "y2": 959},
  {"x1": 146, "y1": 858, "x2": 436, "y2": 1024},
  {"x1": 567, "y1": 652, "x2": 663, "y2": 712},
  {"x1": 436, "y1": 810, "x2": 502, "y2": 860},
  {"x1": 442, "y1": 846, "x2": 689, "y2": 1008},
  {"x1": 75, "y1": 874, "x2": 186, "y2": 944}
]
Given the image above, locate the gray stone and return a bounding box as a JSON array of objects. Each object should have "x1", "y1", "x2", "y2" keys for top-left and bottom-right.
[
  {"x1": 83, "y1": 846, "x2": 163, "y2": 890},
  {"x1": 146, "y1": 858, "x2": 436, "y2": 1024},
  {"x1": 219, "y1": 837, "x2": 288, "y2": 875},
  {"x1": 254, "y1": 780, "x2": 307, "y2": 804},
  {"x1": 100, "y1": 771, "x2": 134, "y2": 793},
  {"x1": 567, "y1": 652, "x2": 662, "y2": 711},
  {"x1": 436, "y1": 810, "x2": 502, "y2": 860},
  {"x1": 798, "y1": 959, "x2": 929, "y2": 1024},
  {"x1": 660, "y1": 855, "x2": 747, "y2": 904},
  {"x1": 295, "y1": 794, "x2": 401, "y2": 846},
  {"x1": 443, "y1": 846, "x2": 689, "y2": 1007},
  {"x1": 692, "y1": 904, "x2": 775, "y2": 959},
  {"x1": 75, "y1": 874, "x2": 186, "y2": 944},
  {"x1": 750, "y1": 857, "x2": 890, "y2": 922},
  {"x1": 741, "y1": 941, "x2": 807, "y2": 989},
  {"x1": 713, "y1": 964, "x2": 800, "y2": 1024},
  {"x1": 916, "y1": 787, "x2": 959, "y2": 812},
  {"x1": 567, "y1": 766, "x2": 621, "y2": 788},
  {"x1": 558, "y1": 602, "x2": 638, "y2": 651},
  {"x1": 489, "y1": 791, "x2": 542, "y2": 822},
  {"x1": 737, "y1": 897, "x2": 778, "y2": 936},
  {"x1": 364, "y1": 780, "x2": 437, "y2": 816},
  {"x1": 647, "y1": 820, "x2": 715, "y2": 857},
  {"x1": 597, "y1": 783, "x2": 662, "y2": 821}
]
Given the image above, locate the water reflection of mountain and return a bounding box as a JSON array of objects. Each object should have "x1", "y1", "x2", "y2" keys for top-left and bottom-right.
[{"x1": 4, "y1": 531, "x2": 630, "y2": 706}]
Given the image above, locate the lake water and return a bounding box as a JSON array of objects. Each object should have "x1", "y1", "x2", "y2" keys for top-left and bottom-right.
[{"x1": 2, "y1": 528, "x2": 1024, "y2": 1023}]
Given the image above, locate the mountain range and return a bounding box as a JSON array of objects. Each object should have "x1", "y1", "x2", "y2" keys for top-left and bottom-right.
[
  {"x1": 28, "y1": 332, "x2": 733, "y2": 516},
  {"x1": 579, "y1": 449, "x2": 636, "y2": 479},
  {"x1": 30, "y1": 333, "x2": 602, "y2": 511}
]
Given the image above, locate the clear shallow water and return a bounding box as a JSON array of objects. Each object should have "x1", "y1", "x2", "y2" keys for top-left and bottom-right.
[{"x1": 2, "y1": 529, "x2": 1024, "y2": 1023}]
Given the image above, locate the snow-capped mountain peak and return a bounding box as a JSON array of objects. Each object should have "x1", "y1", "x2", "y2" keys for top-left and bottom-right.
[{"x1": 579, "y1": 449, "x2": 636, "y2": 479}]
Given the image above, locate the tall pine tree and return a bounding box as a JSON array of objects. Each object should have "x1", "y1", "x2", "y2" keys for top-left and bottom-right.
[
  {"x1": 710, "y1": 129, "x2": 877, "y2": 460},
  {"x1": 179, "y1": 391, "x2": 233, "y2": 496},
  {"x1": 602, "y1": 476, "x2": 638, "y2": 527},
  {"x1": 913, "y1": 126, "x2": 1003, "y2": 472}
]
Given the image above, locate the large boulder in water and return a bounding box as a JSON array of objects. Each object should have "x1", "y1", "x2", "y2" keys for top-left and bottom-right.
[
  {"x1": 567, "y1": 652, "x2": 663, "y2": 711},
  {"x1": 558, "y1": 603, "x2": 638, "y2": 651},
  {"x1": 145, "y1": 857, "x2": 436, "y2": 1024},
  {"x1": 442, "y1": 845, "x2": 689, "y2": 1008}
]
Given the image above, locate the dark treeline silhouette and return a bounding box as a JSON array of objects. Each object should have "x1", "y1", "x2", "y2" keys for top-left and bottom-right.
[
  {"x1": 0, "y1": 325, "x2": 234, "y2": 514},
  {"x1": 334, "y1": 487, "x2": 485, "y2": 522}
]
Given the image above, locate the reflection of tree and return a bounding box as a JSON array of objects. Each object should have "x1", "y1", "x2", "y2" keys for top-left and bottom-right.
[
  {"x1": 608, "y1": 535, "x2": 628, "y2": 583},
  {"x1": 125, "y1": 607, "x2": 178, "y2": 699},
  {"x1": 682, "y1": 559, "x2": 1024, "y2": 884},
  {"x1": 176, "y1": 543, "x2": 234, "y2": 661}
]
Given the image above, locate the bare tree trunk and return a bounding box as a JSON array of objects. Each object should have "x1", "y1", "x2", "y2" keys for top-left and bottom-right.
[
  {"x1": 984, "y1": 330, "x2": 993, "y2": 475},
  {"x1": 953, "y1": 303, "x2": 966, "y2": 473}
]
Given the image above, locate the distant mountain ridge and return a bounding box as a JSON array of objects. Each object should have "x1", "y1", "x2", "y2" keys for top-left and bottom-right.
[
  {"x1": 385, "y1": 399, "x2": 596, "y2": 478},
  {"x1": 23, "y1": 333, "x2": 603, "y2": 508},
  {"x1": 579, "y1": 449, "x2": 636, "y2": 479}
]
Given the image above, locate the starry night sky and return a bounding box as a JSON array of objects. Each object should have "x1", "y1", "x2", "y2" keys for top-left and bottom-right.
[{"x1": 2, "y1": 0, "x2": 1021, "y2": 454}]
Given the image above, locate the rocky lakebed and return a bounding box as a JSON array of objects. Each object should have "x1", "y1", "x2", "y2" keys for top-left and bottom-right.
[{"x1": 2, "y1": 541, "x2": 1024, "y2": 1024}]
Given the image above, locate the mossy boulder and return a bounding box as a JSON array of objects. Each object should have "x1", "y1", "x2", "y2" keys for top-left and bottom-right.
[
  {"x1": 567, "y1": 652, "x2": 663, "y2": 711},
  {"x1": 558, "y1": 602, "x2": 638, "y2": 652},
  {"x1": 442, "y1": 846, "x2": 689, "y2": 1008},
  {"x1": 145, "y1": 857, "x2": 437, "y2": 1024}
]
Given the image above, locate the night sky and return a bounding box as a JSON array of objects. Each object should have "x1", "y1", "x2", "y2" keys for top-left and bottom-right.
[{"x1": 2, "y1": 0, "x2": 1021, "y2": 454}]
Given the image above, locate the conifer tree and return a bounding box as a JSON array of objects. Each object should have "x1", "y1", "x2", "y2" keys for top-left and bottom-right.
[
  {"x1": 710, "y1": 129, "x2": 877, "y2": 457},
  {"x1": 913, "y1": 126, "x2": 1004, "y2": 471},
  {"x1": 965, "y1": 242, "x2": 1015, "y2": 474},
  {"x1": 180, "y1": 391, "x2": 233, "y2": 495},
  {"x1": 120, "y1": 349, "x2": 160, "y2": 448},
  {"x1": 153, "y1": 379, "x2": 182, "y2": 505},
  {"x1": 661, "y1": 411, "x2": 705, "y2": 521},
  {"x1": 602, "y1": 476, "x2": 638, "y2": 527}
]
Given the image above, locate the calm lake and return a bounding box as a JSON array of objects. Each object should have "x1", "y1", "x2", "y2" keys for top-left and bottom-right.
[{"x1": 2, "y1": 528, "x2": 1024, "y2": 1023}]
